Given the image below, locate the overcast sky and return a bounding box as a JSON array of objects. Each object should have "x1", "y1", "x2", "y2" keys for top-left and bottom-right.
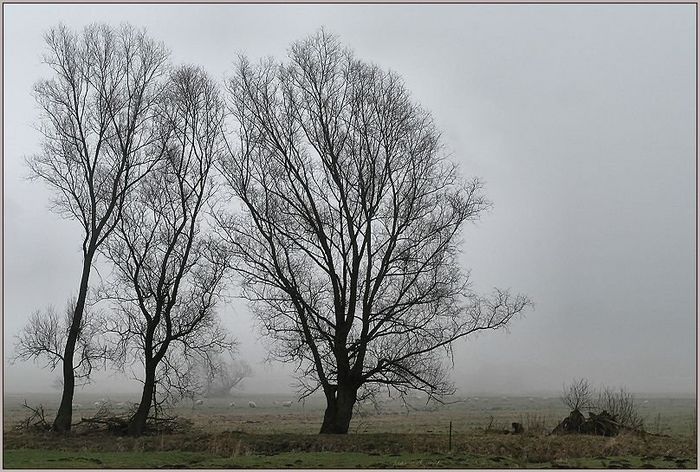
[{"x1": 3, "y1": 3, "x2": 696, "y2": 397}]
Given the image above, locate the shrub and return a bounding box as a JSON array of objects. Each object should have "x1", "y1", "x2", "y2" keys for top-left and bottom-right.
[
  {"x1": 560, "y1": 379, "x2": 644, "y2": 432},
  {"x1": 596, "y1": 387, "x2": 643, "y2": 430},
  {"x1": 561, "y1": 378, "x2": 594, "y2": 412}
]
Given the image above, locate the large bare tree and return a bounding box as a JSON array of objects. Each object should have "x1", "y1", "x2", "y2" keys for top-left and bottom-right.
[
  {"x1": 28, "y1": 24, "x2": 169, "y2": 432},
  {"x1": 217, "y1": 31, "x2": 532, "y2": 434},
  {"x1": 103, "y1": 65, "x2": 232, "y2": 436}
]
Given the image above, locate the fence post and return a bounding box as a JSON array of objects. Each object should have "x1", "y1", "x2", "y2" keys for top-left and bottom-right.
[{"x1": 449, "y1": 420, "x2": 452, "y2": 451}]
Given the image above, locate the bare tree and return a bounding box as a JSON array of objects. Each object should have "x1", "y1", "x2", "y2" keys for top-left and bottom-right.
[
  {"x1": 216, "y1": 30, "x2": 532, "y2": 434},
  {"x1": 201, "y1": 354, "x2": 252, "y2": 398},
  {"x1": 103, "y1": 65, "x2": 233, "y2": 436},
  {"x1": 13, "y1": 298, "x2": 108, "y2": 386},
  {"x1": 28, "y1": 23, "x2": 169, "y2": 432},
  {"x1": 561, "y1": 378, "x2": 594, "y2": 412}
]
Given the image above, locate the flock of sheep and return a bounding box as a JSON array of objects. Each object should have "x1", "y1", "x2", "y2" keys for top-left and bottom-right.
[
  {"x1": 71, "y1": 399, "x2": 294, "y2": 410},
  {"x1": 200, "y1": 399, "x2": 293, "y2": 408}
]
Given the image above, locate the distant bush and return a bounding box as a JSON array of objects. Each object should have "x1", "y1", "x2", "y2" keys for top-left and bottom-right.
[
  {"x1": 560, "y1": 379, "x2": 643, "y2": 432},
  {"x1": 561, "y1": 378, "x2": 594, "y2": 412},
  {"x1": 596, "y1": 386, "x2": 643, "y2": 430}
]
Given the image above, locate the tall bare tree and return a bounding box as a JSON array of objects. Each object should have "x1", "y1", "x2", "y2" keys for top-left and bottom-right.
[
  {"x1": 217, "y1": 30, "x2": 532, "y2": 434},
  {"x1": 29, "y1": 24, "x2": 169, "y2": 432},
  {"x1": 103, "y1": 65, "x2": 232, "y2": 436}
]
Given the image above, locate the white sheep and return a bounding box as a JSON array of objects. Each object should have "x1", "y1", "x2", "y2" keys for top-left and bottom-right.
[
  {"x1": 248, "y1": 401, "x2": 257, "y2": 408},
  {"x1": 282, "y1": 400, "x2": 292, "y2": 408},
  {"x1": 228, "y1": 401, "x2": 236, "y2": 408},
  {"x1": 194, "y1": 399, "x2": 204, "y2": 406}
]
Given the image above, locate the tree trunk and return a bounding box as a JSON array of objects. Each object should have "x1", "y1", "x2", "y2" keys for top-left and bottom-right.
[
  {"x1": 319, "y1": 387, "x2": 357, "y2": 434},
  {"x1": 128, "y1": 363, "x2": 157, "y2": 436},
  {"x1": 52, "y1": 253, "x2": 93, "y2": 433}
]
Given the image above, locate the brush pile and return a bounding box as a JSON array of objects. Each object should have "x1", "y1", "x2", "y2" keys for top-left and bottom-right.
[{"x1": 552, "y1": 408, "x2": 620, "y2": 436}]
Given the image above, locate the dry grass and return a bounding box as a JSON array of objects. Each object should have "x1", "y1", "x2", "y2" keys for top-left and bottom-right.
[
  {"x1": 4, "y1": 425, "x2": 696, "y2": 463},
  {"x1": 3, "y1": 393, "x2": 695, "y2": 468}
]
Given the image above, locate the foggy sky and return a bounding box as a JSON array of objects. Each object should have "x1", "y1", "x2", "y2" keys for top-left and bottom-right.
[{"x1": 3, "y1": 4, "x2": 696, "y2": 396}]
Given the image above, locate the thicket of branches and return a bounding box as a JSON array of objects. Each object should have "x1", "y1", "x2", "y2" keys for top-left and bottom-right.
[
  {"x1": 18, "y1": 24, "x2": 530, "y2": 436},
  {"x1": 19, "y1": 24, "x2": 243, "y2": 436},
  {"x1": 216, "y1": 30, "x2": 531, "y2": 433},
  {"x1": 101, "y1": 65, "x2": 235, "y2": 436},
  {"x1": 14, "y1": 298, "x2": 108, "y2": 386},
  {"x1": 27, "y1": 23, "x2": 170, "y2": 432},
  {"x1": 561, "y1": 378, "x2": 643, "y2": 430}
]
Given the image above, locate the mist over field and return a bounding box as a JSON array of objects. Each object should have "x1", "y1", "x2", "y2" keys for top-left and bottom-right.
[{"x1": 4, "y1": 3, "x2": 695, "y2": 399}]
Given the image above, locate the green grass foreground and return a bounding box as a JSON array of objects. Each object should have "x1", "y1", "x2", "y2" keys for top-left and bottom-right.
[
  {"x1": 4, "y1": 448, "x2": 697, "y2": 469},
  {"x1": 3, "y1": 430, "x2": 697, "y2": 469}
]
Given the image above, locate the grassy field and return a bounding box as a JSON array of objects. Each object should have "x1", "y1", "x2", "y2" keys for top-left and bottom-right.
[
  {"x1": 3, "y1": 392, "x2": 696, "y2": 468},
  {"x1": 4, "y1": 448, "x2": 697, "y2": 469}
]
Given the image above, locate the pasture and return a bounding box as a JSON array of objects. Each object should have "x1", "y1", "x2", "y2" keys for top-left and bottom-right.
[{"x1": 3, "y1": 392, "x2": 696, "y2": 468}]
